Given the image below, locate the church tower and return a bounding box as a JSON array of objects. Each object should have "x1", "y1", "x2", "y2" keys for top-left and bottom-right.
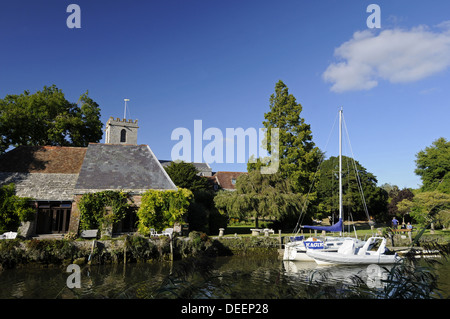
[{"x1": 104, "y1": 117, "x2": 139, "y2": 144}]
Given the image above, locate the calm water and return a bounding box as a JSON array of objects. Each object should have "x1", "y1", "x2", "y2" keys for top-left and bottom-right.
[{"x1": 0, "y1": 255, "x2": 448, "y2": 299}]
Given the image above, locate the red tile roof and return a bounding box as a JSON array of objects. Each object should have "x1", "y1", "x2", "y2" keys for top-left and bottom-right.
[
  {"x1": 214, "y1": 171, "x2": 247, "y2": 190},
  {"x1": 0, "y1": 146, "x2": 87, "y2": 174}
]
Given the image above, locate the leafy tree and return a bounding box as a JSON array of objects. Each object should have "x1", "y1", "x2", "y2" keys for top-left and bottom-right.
[
  {"x1": 187, "y1": 189, "x2": 228, "y2": 235},
  {"x1": 137, "y1": 188, "x2": 193, "y2": 234},
  {"x1": 0, "y1": 183, "x2": 35, "y2": 233},
  {"x1": 315, "y1": 156, "x2": 388, "y2": 221},
  {"x1": 164, "y1": 161, "x2": 210, "y2": 191},
  {"x1": 380, "y1": 183, "x2": 400, "y2": 203},
  {"x1": 253, "y1": 80, "x2": 323, "y2": 193},
  {"x1": 0, "y1": 85, "x2": 103, "y2": 154},
  {"x1": 397, "y1": 191, "x2": 450, "y2": 230},
  {"x1": 214, "y1": 170, "x2": 306, "y2": 229},
  {"x1": 387, "y1": 188, "x2": 414, "y2": 221},
  {"x1": 415, "y1": 137, "x2": 450, "y2": 194},
  {"x1": 69, "y1": 92, "x2": 103, "y2": 147},
  {"x1": 436, "y1": 208, "x2": 450, "y2": 230},
  {"x1": 164, "y1": 161, "x2": 226, "y2": 234}
]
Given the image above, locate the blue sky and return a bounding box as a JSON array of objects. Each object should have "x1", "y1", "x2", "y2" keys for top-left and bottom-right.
[{"x1": 1, "y1": 0, "x2": 449, "y2": 189}]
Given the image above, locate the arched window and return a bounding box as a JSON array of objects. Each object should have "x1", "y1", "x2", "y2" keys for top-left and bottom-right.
[{"x1": 120, "y1": 129, "x2": 126, "y2": 143}]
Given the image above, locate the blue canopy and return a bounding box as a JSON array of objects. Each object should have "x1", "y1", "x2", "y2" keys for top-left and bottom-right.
[{"x1": 302, "y1": 218, "x2": 343, "y2": 232}]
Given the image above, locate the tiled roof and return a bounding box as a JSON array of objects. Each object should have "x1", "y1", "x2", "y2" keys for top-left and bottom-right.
[
  {"x1": 214, "y1": 171, "x2": 247, "y2": 190},
  {"x1": 0, "y1": 146, "x2": 86, "y2": 174},
  {"x1": 0, "y1": 172, "x2": 79, "y2": 201},
  {"x1": 0, "y1": 144, "x2": 177, "y2": 199},
  {"x1": 0, "y1": 146, "x2": 86, "y2": 201},
  {"x1": 74, "y1": 143, "x2": 177, "y2": 193}
]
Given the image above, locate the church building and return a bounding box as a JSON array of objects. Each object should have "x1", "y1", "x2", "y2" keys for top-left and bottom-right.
[
  {"x1": 104, "y1": 117, "x2": 139, "y2": 144},
  {"x1": 0, "y1": 116, "x2": 177, "y2": 238}
]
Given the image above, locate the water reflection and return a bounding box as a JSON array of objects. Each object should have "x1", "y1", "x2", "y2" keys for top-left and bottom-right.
[
  {"x1": 283, "y1": 260, "x2": 392, "y2": 289},
  {"x1": 0, "y1": 255, "x2": 448, "y2": 299},
  {"x1": 0, "y1": 262, "x2": 173, "y2": 299}
]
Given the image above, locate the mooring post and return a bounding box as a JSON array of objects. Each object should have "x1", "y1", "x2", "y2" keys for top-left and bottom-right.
[
  {"x1": 278, "y1": 230, "x2": 282, "y2": 249},
  {"x1": 169, "y1": 236, "x2": 174, "y2": 261},
  {"x1": 123, "y1": 236, "x2": 127, "y2": 265},
  {"x1": 88, "y1": 240, "x2": 96, "y2": 265}
]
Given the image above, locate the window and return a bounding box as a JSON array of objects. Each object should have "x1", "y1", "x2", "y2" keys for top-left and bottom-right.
[
  {"x1": 120, "y1": 129, "x2": 126, "y2": 143},
  {"x1": 36, "y1": 202, "x2": 72, "y2": 234},
  {"x1": 231, "y1": 178, "x2": 236, "y2": 185},
  {"x1": 118, "y1": 208, "x2": 138, "y2": 233}
]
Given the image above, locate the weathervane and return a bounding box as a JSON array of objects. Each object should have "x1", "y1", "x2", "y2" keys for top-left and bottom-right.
[{"x1": 124, "y1": 98, "x2": 130, "y2": 119}]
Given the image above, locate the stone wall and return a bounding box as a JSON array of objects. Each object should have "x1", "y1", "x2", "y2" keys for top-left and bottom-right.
[
  {"x1": 105, "y1": 117, "x2": 138, "y2": 144},
  {"x1": 68, "y1": 194, "x2": 143, "y2": 235},
  {"x1": 68, "y1": 195, "x2": 82, "y2": 234},
  {"x1": 0, "y1": 235, "x2": 280, "y2": 269}
]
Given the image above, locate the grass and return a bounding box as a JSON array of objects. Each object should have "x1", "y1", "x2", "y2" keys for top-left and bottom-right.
[{"x1": 220, "y1": 220, "x2": 450, "y2": 243}]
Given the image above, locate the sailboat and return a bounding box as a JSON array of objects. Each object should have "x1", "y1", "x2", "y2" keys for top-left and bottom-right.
[
  {"x1": 283, "y1": 108, "x2": 365, "y2": 261},
  {"x1": 306, "y1": 236, "x2": 402, "y2": 265},
  {"x1": 283, "y1": 235, "x2": 363, "y2": 261},
  {"x1": 301, "y1": 109, "x2": 401, "y2": 265}
]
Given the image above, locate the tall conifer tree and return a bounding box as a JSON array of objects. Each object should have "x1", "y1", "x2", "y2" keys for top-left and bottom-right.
[{"x1": 259, "y1": 80, "x2": 323, "y2": 193}]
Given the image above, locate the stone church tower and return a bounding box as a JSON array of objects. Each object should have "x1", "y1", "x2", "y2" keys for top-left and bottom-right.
[{"x1": 104, "y1": 117, "x2": 139, "y2": 144}]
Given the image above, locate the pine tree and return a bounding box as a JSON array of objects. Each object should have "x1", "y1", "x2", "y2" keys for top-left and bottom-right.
[{"x1": 259, "y1": 80, "x2": 323, "y2": 193}]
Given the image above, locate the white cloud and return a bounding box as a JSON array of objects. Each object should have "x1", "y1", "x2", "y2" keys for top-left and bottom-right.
[{"x1": 323, "y1": 24, "x2": 450, "y2": 92}]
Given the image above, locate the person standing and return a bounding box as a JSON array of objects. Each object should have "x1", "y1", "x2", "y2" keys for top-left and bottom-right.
[
  {"x1": 406, "y1": 222, "x2": 413, "y2": 243},
  {"x1": 392, "y1": 217, "x2": 399, "y2": 229}
]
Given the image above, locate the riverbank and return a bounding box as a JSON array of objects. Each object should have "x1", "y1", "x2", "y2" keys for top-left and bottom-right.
[
  {"x1": 1, "y1": 228, "x2": 448, "y2": 271},
  {"x1": 0, "y1": 232, "x2": 280, "y2": 270}
]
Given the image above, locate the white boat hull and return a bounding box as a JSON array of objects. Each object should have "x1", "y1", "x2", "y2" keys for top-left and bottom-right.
[
  {"x1": 306, "y1": 237, "x2": 402, "y2": 265},
  {"x1": 307, "y1": 250, "x2": 401, "y2": 265},
  {"x1": 283, "y1": 237, "x2": 365, "y2": 261},
  {"x1": 283, "y1": 242, "x2": 316, "y2": 261}
]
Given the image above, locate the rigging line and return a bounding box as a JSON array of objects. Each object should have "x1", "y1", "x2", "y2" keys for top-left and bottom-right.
[
  {"x1": 292, "y1": 110, "x2": 339, "y2": 235},
  {"x1": 345, "y1": 133, "x2": 370, "y2": 221},
  {"x1": 342, "y1": 115, "x2": 371, "y2": 221},
  {"x1": 343, "y1": 154, "x2": 359, "y2": 237},
  {"x1": 344, "y1": 154, "x2": 358, "y2": 238}
]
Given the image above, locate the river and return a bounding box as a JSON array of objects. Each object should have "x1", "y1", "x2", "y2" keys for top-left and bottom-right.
[{"x1": 0, "y1": 255, "x2": 448, "y2": 299}]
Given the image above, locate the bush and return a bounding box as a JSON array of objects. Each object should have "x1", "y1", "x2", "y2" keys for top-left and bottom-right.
[
  {"x1": 436, "y1": 210, "x2": 450, "y2": 229},
  {"x1": 25, "y1": 239, "x2": 79, "y2": 264},
  {"x1": 0, "y1": 239, "x2": 26, "y2": 269},
  {"x1": 78, "y1": 191, "x2": 132, "y2": 230},
  {"x1": 173, "y1": 232, "x2": 213, "y2": 258},
  {"x1": 215, "y1": 236, "x2": 279, "y2": 256},
  {"x1": 137, "y1": 188, "x2": 192, "y2": 234},
  {"x1": 126, "y1": 235, "x2": 158, "y2": 262},
  {"x1": 0, "y1": 184, "x2": 35, "y2": 233}
]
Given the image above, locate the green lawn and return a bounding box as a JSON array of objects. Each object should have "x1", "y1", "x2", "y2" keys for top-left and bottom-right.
[{"x1": 220, "y1": 222, "x2": 450, "y2": 243}]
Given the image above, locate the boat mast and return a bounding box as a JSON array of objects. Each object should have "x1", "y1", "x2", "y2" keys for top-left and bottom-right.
[{"x1": 339, "y1": 107, "x2": 343, "y2": 235}]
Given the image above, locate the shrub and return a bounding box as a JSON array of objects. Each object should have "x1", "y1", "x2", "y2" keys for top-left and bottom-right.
[
  {"x1": 173, "y1": 231, "x2": 212, "y2": 258},
  {"x1": 126, "y1": 235, "x2": 158, "y2": 262},
  {"x1": 0, "y1": 183, "x2": 35, "y2": 233},
  {"x1": 436, "y1": 210, "x2": 450, "y2": 229},
  {"x1": 0, "y1": 239, "x2": 26, "y2": 269},
  {"x1": 137, "y1": 188, "x2": 192, "y2": 234},
  {"x1": 25, "y1": 239, "x2": 79, "y2": 264},
  {"x1": 78, "y1": 191, "x2": 132, "y2": 230}
]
